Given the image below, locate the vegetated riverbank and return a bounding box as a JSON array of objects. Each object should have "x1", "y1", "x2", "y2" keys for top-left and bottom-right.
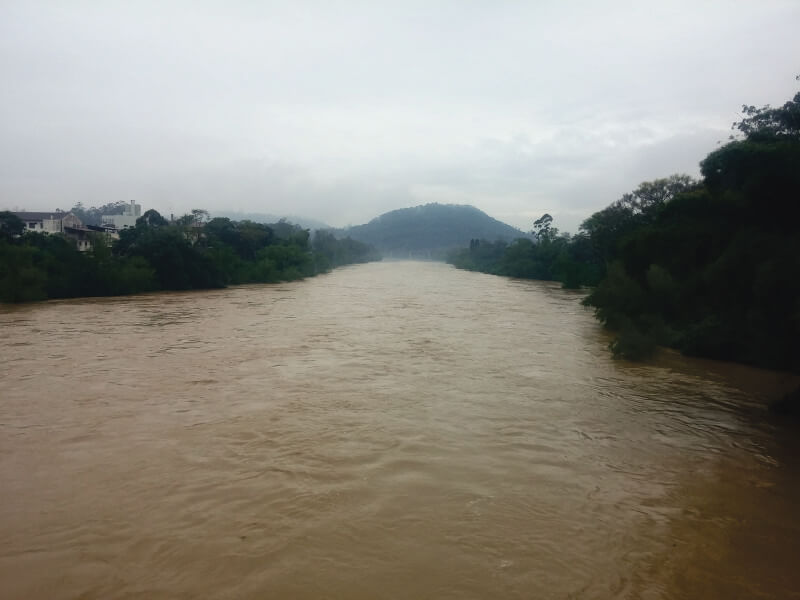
[
  {"x1": 648, "y1": 346, "x2": 800, "y2": 413},
  {"x1": 0, "y1": 211, "x2": 381, "y2": 303},
  {"x1": 448, "y1": 86, "x2": 800, "y2": 388}
]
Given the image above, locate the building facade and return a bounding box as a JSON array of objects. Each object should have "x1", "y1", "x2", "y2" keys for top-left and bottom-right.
[
  {"x1": 101, "y1": 200, "x2": 141, "y2": 229},
  {"x1": 13, "y1": 211, "x2": 92, "y2": 251}
]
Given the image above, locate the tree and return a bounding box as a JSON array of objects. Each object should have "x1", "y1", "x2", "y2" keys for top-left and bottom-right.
[
  {"x1": 0, "y1": 243, "x2": 47, "y2": 301},
  {"x1": 136, "y1": 209, "x2": 169, "y2": 228},
  {"x1": 191, "y1": 209, "x2": 209, "y2": 224},
  {"x1": 701, "y1": 90, "x2": 800, "y2": 231},
  {"x1": 580, "y1": 174, "x2": 698, "y2": 268},
  {"x1": 732, "y1": 81, "x2": 800, "y2": 141},
  {"x1": 0, "y1": 211, "x2": 24, "y2": 240},
  {"x1": 174, "y1": 209, "x2": 209, "y2": 228},
  {"x1": 615, "y1": 175, "x2": 699, "y2": 218},
  {"x1": 532, "y1": 213, "x2": 555, "y2": 242},
  {"x1": 235, "y1": 221, "x2": 274, "y2": 260}
]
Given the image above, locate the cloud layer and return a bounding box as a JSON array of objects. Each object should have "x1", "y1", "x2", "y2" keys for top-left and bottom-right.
[{"x1": 2, "y1": 1, "x2": 799, "y2": 232}]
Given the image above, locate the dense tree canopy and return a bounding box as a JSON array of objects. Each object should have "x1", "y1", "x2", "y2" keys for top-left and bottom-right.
[
  {"x1": 0, "y1": 211, "x2": 25, "y2": 240},
  {"x1": 0, "y1": 211, "x2": 381, "y2": 303},
  {"x1": 449, "y1": 84, "x2": 800, "y2": 374},
  {"x1": 732, "y1": 86, "x2": 800, "y2": 141}
]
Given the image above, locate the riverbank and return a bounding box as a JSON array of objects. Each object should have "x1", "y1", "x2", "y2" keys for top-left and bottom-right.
[
  {"x1": 648, "y1": 347, "x2": 800, "y2": 413},
  {"x1": 0, "y1": 213, "x2": 381, "y2": 303}
]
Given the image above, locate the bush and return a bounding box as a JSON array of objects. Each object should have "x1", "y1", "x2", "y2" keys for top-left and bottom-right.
[{"x1": 609, "y1": 320, "x2": 657, "y2": 360}]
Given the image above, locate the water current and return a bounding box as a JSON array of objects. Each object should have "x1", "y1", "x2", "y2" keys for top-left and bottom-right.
[{"x1": 1, "y1": 261, "x2": 799, "y2": 599}]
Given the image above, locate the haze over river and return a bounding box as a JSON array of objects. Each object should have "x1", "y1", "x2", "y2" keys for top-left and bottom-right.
[{"x1": 2, "y1": 261, "x2": 799, "y2": 599}]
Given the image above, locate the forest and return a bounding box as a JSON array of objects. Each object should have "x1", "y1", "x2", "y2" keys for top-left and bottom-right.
[
  {"x1": 449, "y1": 86, "x2": 800, "y2": 375},
  {"x1": 0, "y1": 210, "x2": 380, "y2": 303},
  {"x1": 341, "y1": 203, "x2": 527, "y2": 258}
]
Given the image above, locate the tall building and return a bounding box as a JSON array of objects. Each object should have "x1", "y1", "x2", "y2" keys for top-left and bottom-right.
[{"x1": 101, "y1": 200, "x2": 141, "y2": 229}]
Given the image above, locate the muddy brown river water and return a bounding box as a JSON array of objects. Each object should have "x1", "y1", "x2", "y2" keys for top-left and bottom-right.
[{"x1": 1, "y1": 261, "x2": 799, "y2": 599}]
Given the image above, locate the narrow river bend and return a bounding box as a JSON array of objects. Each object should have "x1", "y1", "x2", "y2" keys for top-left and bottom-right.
[{"x1": 2, "y1": 261, "x2": 799, "y2": 599}]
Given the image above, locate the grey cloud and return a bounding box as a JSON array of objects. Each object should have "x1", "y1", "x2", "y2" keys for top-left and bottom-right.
[{"x1": 2, "y1": 1, "x2": 799, "y2": 231}]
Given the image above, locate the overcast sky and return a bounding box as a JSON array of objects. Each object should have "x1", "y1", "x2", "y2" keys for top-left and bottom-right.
[{"x1": 1, "y1": 1, "x2": 798, "y2": 232}]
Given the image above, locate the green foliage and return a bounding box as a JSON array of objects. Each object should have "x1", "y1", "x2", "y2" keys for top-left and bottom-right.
[
  {"x1": 732, "y1": 88, "x2": 800, "y2": 141},
  {"x1": 582, "y1": 262, "x2": 645, "y2": 327},
  {"x1": 579, "y1": 174, "x2": 699, "y2": 271},
  {"x1": 0, "y1": 209, "x2": 381, "y2": 303},
  {"x1": 532, "y1": 213, "x2": 555, "y2": 242},
  {"x1": 451, "y1": 177, "x2": 697, "y2": 291},
  {"x1": 584, "y1": 85, "x2": 800, "y2": 371},
  {"x1": 447, "y1": 239, "x2": 508, "y2": 274},
  {"x1": 312, "y1": 230, "x2": 381, "y2": 270},
  {"x1": 0, "y1": 211, "x2": 25, "y2": 240},
  {"x1": 0, "y1": 241, "x2": 47, "y2": 302},
  {"x1": 105, "y1": 256, "x2": 157, "y2": 295},
  {"x1": 448, "y1": 82, "x2": 800, "y2": 372},
  {"x1": 608, "y1": 318, "x2": 657, "y2": 361},
  {"x1": 137, "y1": 209, "x2": 169, "y2": 228},
  {"x1": 447, "y1": 228, "x2": 604, "y2": 290}
]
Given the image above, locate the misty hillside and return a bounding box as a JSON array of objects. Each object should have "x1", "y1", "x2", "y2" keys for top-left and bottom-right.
[
  {"x1": 339, "y1": 203, "x2": 529, "y2": 258},
  {"x1": 212, "y1": 211, "x2": 330, "y2": 231}
]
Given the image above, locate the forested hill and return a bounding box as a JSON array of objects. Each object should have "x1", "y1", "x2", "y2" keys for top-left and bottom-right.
[{"x1": 340, "y1": 203, "x2": 528, "y2": 258}]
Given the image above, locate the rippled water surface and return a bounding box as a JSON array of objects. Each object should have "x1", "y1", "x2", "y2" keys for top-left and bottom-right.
[{"x1": 2, "y1": 261, "x2": 799, "y2": 599}]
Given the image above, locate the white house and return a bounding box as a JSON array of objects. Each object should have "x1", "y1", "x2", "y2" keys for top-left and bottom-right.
[
  {"x1": 13, "y1": 211, "x2": 92, "y2": 251},
  {"x1": 15, "y1": 211, "x2": 83, "y2": 234}
]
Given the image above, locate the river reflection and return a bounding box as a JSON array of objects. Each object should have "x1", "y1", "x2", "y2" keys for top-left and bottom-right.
[{"x1": 1, "y1": 261, "x2": 798, "y2": 599}]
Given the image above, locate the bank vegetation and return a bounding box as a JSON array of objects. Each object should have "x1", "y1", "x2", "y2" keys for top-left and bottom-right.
[
  {"x1": 0, "y1": 211, "x2": 380, "y2": 303},
  {"x1": 449, "y1": 85, "x2": 800, "y2": 377}
]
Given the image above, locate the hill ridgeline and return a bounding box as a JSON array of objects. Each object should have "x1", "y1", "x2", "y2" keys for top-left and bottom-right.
[{"x1": 338, "y1": 203, "x2": 528, "y2": 258}]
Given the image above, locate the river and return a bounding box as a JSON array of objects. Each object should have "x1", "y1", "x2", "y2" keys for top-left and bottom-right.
[{"x1": 1, "y1": 261, "x2": 799, "y2": 599}]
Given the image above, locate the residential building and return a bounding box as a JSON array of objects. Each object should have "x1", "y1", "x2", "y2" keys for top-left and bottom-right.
[
  {"x1": 12, "y1": 211, "x2": 93, "y2": 251},
  {"x1": 101, "y1": 200, "x2": 141, "y2": 229}
]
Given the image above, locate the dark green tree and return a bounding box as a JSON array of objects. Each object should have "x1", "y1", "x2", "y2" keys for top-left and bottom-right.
[
  {"x1": 0, "y1": 211, "x2": 25, "y2": 240},
  {"x1": 532, "y1": 213, "x2": 555, "y2": 242},
  {"x1": 137, "y1": 209, "x2": 169, "y2": 228}
]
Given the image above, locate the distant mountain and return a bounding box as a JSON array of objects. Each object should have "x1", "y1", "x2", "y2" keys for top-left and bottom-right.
[
  {"x1": 339, "y1": 203, "x2": 529, "y2": 259},
  {"x1": 212, "y1": 211, "x2": 330, "y2": 231}
]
